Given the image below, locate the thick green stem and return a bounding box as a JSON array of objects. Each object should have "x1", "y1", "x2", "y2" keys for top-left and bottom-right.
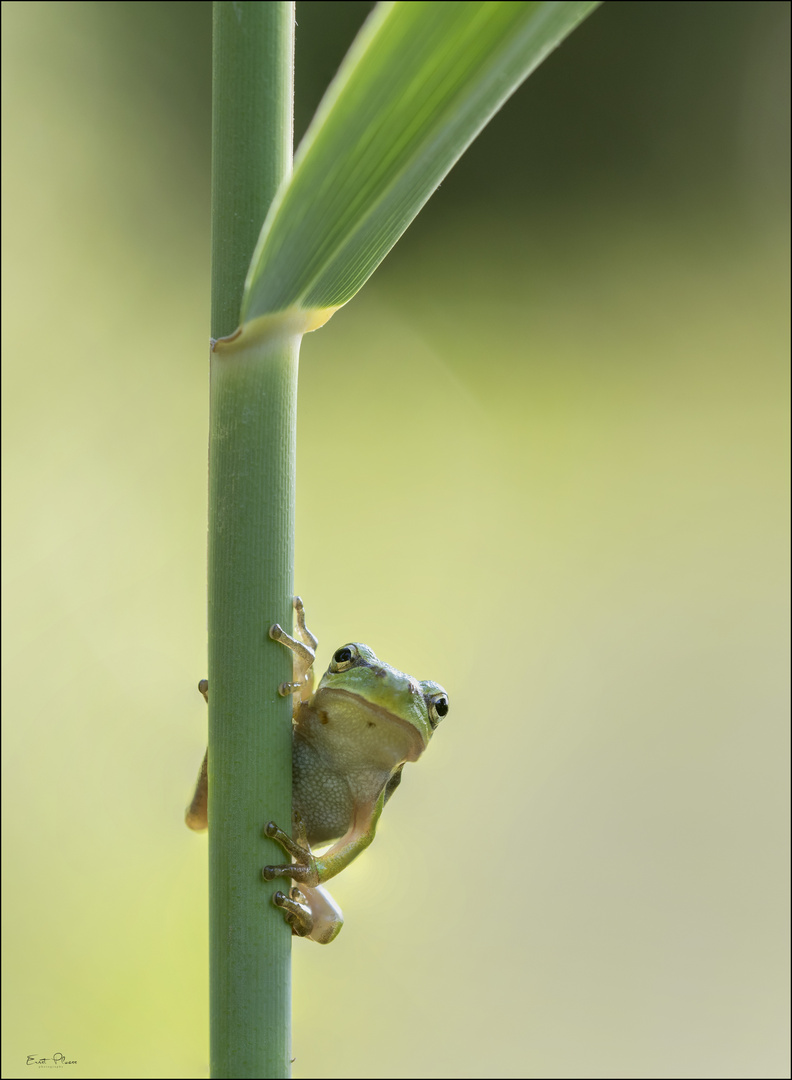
[
  {"x1": 209, "y1": 333, "x2": 299, "y2": 1079},
  {"x1": 209, "y1": 4, "x2": 295, "y2": 1078}
]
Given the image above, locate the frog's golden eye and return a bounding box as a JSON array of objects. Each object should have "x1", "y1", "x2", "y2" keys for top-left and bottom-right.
[
  {"x1": 330, "y1": 644, "x2": 358, "y2": 672},
  {"x1": 428, "y1": 694, "x2": 449, "y2": 728}
]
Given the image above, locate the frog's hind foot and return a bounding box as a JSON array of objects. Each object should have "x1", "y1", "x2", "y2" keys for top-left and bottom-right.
[{"x1": 273, "y1": 887, "x2": 314, "y2": 938}]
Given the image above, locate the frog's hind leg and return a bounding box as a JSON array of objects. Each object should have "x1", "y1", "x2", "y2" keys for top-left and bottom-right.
[
  {"x1": 185, "y1": 750, "x2": 208, "y2": 831},
  {"x1": 185, "y1": 680, "x2": 210, "y2": 831}
]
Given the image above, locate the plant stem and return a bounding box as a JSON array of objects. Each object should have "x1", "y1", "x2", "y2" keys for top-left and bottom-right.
[
  {"x1": 209, "y1": 4, "x2": 295, "y2": 1078},
  {"x1": 212, "y1": 1, "x2": 294, "y2": 340}
]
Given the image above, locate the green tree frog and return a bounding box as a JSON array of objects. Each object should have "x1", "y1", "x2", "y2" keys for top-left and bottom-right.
[{"x1": 186, "y1": 597, "x2": 449, "y2": 944}]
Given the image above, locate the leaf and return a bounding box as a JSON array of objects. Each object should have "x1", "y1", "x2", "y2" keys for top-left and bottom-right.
[{"x1": 240, "y1": 0, "x2": 600, "y2": 333}]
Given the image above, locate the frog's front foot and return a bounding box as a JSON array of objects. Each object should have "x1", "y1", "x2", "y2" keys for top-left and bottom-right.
[
  {"x1": 269, "y1": 597, "x2": 318, "y2": 698},
  {"x1": 262, "y1": 820, "x2": 320, "y2": 887}
]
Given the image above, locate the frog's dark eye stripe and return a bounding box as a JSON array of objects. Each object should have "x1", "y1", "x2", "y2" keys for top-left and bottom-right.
[
  {"x1": 428, "y1": 694, "x2": 449, "y2": 727},
  {"x1": 330, "y1": 644, "x2": 358, "y2": 673}
]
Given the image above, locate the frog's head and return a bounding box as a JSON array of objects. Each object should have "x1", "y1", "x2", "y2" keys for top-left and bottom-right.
[{"x1": 316, "y1": 642, "x2": 449, "y2": 750}]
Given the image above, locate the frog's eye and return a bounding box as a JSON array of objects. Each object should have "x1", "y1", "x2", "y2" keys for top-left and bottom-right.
[
  {"x1": 330, "y1": 644, "x2": 358, "y2": 673},
  {"x1": 428, "y1": 694, "x2": 449, "y2": 728}
]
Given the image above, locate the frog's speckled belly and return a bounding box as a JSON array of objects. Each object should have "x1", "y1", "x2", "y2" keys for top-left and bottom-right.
[{"x1": 293, "y1": 734, "x2": 355, "y2": 845}]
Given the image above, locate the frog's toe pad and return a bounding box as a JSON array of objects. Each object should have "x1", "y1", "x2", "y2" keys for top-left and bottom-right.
[{"x1": 262, "y1": 863, "x2": 288, "y2": 881}]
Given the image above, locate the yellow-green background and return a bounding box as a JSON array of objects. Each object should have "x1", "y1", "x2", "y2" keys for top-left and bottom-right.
[{"x1": 2, "y1": 2, "x2": 789, "y2": 1077}]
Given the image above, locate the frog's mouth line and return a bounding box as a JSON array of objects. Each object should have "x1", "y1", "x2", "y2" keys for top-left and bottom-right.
[{"x1": 313, "y1": 687, "x2": 427, "y2": 758}]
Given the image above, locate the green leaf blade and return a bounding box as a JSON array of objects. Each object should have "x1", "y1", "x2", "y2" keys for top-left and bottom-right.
[{"x1": 241, "y1": 0, "x2": 600, "y2": 328}]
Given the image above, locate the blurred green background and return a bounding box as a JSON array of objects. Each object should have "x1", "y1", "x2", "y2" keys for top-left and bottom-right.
[{"x1": 2, "y1": 2, "x2": 789, "y2": 1077}]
